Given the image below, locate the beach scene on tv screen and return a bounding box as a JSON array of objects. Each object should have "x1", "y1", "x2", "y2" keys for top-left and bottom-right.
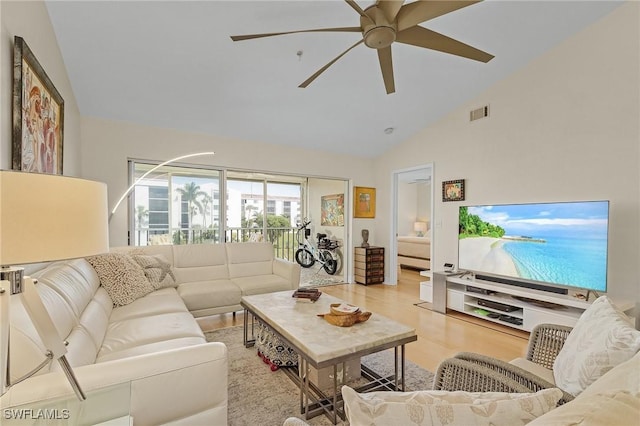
[{"x1": 458, "y1": 201, "x2": 609, "y2": 292}]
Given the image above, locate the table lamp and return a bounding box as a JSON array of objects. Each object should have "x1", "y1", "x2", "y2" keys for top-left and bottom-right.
[
  {"x1": 0, "y1": 171, "x2": 109, "y2": 400},
  {"x1": 414, "y1": 221, "x2": 427, "y2": 237}
]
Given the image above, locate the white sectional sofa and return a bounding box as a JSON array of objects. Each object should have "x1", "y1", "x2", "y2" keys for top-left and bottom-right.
[
  {"x1": 113, "y1": 242, "x2": 301, "y2": 317},
  {"x1": 1, "y1": 242, "x2": 300, "y2": 425}
]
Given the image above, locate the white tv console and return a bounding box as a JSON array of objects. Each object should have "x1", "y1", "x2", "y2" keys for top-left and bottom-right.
[{"x1": 431, "y1": 272, "x2": 634, "y2": 332}]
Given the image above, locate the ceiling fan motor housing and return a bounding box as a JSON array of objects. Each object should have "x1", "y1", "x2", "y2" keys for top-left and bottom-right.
[{"x1": 361, "y1": 5, "x2": 397, "y2": 49}]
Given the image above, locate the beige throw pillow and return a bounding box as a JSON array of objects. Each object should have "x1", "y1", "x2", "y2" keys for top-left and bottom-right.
[
  {"x1": 553, "y1": 296, "x2": 640, "y2": 396},
  {"x1": 86, "y1": 253, "x2": 155, "y2": 306},
  {"x1": 131, "y1": 254, "x2": 177, "y2": 289},
  {"x1": 342, "y1": 386, "x2": 562, "y2": 426}
]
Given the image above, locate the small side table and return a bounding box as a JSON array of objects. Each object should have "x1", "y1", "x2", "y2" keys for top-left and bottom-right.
[{"x1": 354, "y1": 246, "x2": 384, "y2": 285}]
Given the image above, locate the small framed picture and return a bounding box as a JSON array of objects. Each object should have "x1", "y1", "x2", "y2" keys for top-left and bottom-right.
[
  {"x1": 354, "y1": 186, "x2": 376, "y2": 218},
  {"x1": 442, "y1": 179, "x2": 465, "y2": 202}
]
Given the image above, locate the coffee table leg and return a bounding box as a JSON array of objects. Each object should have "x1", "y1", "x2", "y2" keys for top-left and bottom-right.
[
  {"x1": 401, "y1": 344, "x2": 406, "y2": 391},
  {"x1": 332, "y1": 363, "x2": 338, "y2": 424}
]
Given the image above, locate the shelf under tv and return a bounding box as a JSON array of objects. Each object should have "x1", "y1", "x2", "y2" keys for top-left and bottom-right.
[{"x1": 439, "y1": 274, "x2": 634, "y2": 332}]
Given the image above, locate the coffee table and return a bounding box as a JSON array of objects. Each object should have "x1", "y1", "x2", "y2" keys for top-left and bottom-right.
[{"x1": 241, "y1": 290, "x2": 417, "y2": 424}]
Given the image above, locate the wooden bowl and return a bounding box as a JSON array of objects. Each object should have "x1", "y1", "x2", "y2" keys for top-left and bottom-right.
[{"x1": 322, "y1": 313, "x2": 357, "y2": 327}]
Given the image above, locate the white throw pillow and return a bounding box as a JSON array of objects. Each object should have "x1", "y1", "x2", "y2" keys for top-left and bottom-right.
[
  {"x1": 553, "y1": 296, "x2": 640, "y2": 396},
  {"x1": 342, "y1": 386, "x2": 563, "y2": 426}
]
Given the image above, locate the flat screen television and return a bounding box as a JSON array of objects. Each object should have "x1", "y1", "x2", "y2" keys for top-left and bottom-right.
[{"x1": 458, "y1": 201, "x2": 609, "y2": 294}]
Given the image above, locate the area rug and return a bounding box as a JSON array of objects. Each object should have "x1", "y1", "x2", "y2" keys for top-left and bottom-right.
[
  {"x1": 205, "y1": 325, "x2": 434, "y2": 425},
  {"x1": 299, "y1": 265, "x2": 344, "y2": 288}
]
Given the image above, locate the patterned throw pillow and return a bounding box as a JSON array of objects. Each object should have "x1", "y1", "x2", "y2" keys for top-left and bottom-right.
[
  {"x1": 86, "y1": 253, "x2": 155, "y2": 306},
  {"x1": 131, "y1": 254, "x2": 177, "y2": 289},
  {"x1": 342, "y1": 386, "x2": 563, "y2": 426},
  {"x1": 553, "y1": 296, "x2": 640, "y2": 396}
]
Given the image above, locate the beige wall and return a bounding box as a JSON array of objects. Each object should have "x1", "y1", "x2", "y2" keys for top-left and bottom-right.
[
  {"x1": 80, "y1": 117, "x2": 376, "y2": 247},
  {"x1": 374, "y1": 2, "x2": 639, "y2": 300},
  {"x1": 0, "y1": 0, "x2": 81, "y2": 175}
]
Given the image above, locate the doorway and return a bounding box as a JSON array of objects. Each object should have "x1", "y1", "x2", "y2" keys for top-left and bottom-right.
[{"x1": 390, "y1": 164, "x2": 434, "y2": 283}]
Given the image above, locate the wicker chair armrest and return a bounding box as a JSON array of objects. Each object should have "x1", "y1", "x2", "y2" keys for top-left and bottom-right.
[
  {"x1": 452, "y1": 352, "x2": 574, "y2": 404},
  {"x1": 434, "y1": 357, "x2": 537, "y2": 394},
  {"x1": 526, "y1": 323, "x2": 573, "y2": 369}
]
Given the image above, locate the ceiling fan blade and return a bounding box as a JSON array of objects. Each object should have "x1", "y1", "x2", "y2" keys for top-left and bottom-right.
[
  {"x1": 397, "y1": 1, "x2": 481, "y2": 32},
  {"x1": 377, "y1": 46, "x2": 395, "y2": 94},
  {"x1": 299, "y1": 39, "x2": 365, "y2": 88},
  {"x1": 231, "y1": 27, "x2": 362, "y2": 42},
  {"x1": 396, "y1": 26, "x2": 494, "y2": 62},
  {"x1": 344, "y1": 0, "x2": 374, "y2": 25},
  {"x1": 377, "y1": 0, "x2": 404, "y2": 23}
]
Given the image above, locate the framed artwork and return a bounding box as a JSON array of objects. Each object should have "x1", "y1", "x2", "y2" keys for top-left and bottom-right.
[
  {"x1": 321, "y1": 194, "x2": 344, "y2": 227},
  {"x1": 12, "y1": 36, "x2": 64, "y2": 175},
  {"x1": 354, "y1": 186, "x2": 376, "y2": 218},
  {"x1": 442, "y1": 179, "x2": 465, "y2": 202}
]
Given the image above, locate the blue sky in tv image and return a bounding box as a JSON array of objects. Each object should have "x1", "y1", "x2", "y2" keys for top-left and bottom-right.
[{"x1": 459, "y1": 201, "x2": 609, "y2": 292}]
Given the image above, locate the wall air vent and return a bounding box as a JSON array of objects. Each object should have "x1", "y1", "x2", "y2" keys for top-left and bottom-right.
[{"x1": 470, "y1": 105, "x2": 490, "y2": 122}]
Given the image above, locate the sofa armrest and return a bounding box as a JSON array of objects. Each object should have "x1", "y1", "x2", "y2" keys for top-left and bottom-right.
[
  {"x1": 1, "y1": 343, "x2": 228, "y2": 425},
  {"x1": 273, "y1": 258, "x2": 301, "y2": 290}
]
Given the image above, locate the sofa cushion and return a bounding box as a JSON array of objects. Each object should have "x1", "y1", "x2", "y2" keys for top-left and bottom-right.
[
  {"x1": 342, "y1": 386, "x2": 563, "y2": 426},
  {"x1": 86, "y1": 253, "x2": 155, "y2": 306},
  {"x1": 131, "y1": 254, "x2": 177, "y2": 289},
  {"x1": 526, "y1": 391, "x2": 640, "y2": 426},
  {"x1": 232, "y1": 275, "x2": 293, "y2": 296},
  {"x1": 177, "y1": 280, "x2": 241, "y2": 311},
  {"x1": 109, "y1": 288, "x2": 188, "y2": 322},
  {"x1": 99, "y1": 312, "x2": 205, "y2": 359},
  {"x1": 553, "y1": 296, "x2": 640, "y2": 396},
  {"x1": 96, "y1": 337, "x2": 207, "y2": 363},
  {"x1": 226, "y1": 242, "x2": 274, "y2": 278},
  {"x1": 172, "y1": 244, "x2": 230, "y2": 282}
]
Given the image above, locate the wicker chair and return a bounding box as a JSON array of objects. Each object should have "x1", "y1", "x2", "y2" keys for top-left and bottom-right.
[{"x1": 433, "y1": 323, "x2": 575, "y2": 405}]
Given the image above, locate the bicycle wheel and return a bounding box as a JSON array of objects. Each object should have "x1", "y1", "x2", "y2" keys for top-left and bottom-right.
[
  {"x1": 295, "y1": 248, "x2": 315, "y2": 268},
  {"x1": 332, "y1": 249, "x2": 343, "y2": 275},
  {"x1": 321, "y1": 250, "x2": 338, "y2": 275}
]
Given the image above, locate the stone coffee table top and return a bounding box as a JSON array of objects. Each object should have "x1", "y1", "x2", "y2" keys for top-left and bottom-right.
[{"x1": 241, "y1": 290, "x2": 417, "y2": 368}]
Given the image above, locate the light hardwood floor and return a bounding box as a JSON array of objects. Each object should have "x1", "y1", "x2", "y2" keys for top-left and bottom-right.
[{"x1": 197, "y1": 269, "x2": 529, "y2": 373}]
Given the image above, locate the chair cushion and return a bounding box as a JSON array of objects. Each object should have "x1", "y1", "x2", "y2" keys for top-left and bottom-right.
[
  {"x1": 86, "y1": 253, "x2": 155, "y2": 306},
  {"x1": 553, "y1": 296, "x2": 640, "y2": 396},
  {"x1": 509, "y1": 357, "x2": 555, "y2": 385},
  {"x1": 342, "y1": 386, "x2": 563, "y2": 426}
]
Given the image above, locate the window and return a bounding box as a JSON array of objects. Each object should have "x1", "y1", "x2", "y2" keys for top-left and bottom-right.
[{"x1": 131, "y1": 162, "x2": 221, "y2": 245}]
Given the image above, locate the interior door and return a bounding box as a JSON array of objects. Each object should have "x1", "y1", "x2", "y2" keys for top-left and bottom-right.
[{"x1": 391, "y1": 165, "x2": 433, "y2": 283}]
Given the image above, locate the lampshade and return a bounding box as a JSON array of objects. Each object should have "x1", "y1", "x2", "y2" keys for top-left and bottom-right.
[
  {"x1": 0, "y1": 171, "x2": 109, "y2": 265},
  {"x1": 414, "y1": 221, "x2": 428, "y2": 236}
]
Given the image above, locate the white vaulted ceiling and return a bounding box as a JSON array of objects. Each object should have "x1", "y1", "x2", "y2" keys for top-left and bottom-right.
[{"x1": 45, "y1": 1, "x2": 622, "y2": 158}]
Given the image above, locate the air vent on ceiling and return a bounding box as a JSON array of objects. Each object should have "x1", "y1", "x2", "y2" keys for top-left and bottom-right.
[{"x1": 470, "y1": 105, "x2": 490, "y2": 122}]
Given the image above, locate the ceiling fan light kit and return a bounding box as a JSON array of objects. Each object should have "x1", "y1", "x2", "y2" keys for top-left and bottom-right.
[{"x1": 231, "y1": 0, "x2": 494, "y2": 95}]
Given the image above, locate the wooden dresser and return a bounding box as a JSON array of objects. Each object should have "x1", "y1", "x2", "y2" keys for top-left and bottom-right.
[{"x1": 354, "y1": 246, "x2": 384, "y2": 285}]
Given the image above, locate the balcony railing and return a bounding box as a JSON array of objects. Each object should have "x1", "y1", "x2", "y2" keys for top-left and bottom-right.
[{"x1": 134, "y1": 226, "x2": 299, "y2": 261}]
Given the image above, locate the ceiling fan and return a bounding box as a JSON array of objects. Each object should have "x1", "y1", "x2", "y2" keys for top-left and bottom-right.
[{"x1": 230, "y1": 0, "x2": 494, "y2": 94}]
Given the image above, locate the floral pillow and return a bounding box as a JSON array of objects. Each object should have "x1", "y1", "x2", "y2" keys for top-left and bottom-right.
[
  {"x1": 86, "y1": 253, "x2": 155, "y2": 306},
  {"x1": 131, "y1": 254, "x2": 177, "y2": 289},
  {"x1": 553, "y1": 296, "x2": 640, "y2": 396},
  {"x1": 342, "y1": 386, "x2": 562, "y2": 426}
]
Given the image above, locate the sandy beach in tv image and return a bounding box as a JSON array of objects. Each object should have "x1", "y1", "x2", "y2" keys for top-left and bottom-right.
[{"x1": 458, "y1": 202, "x2": 609, "y2": 291}]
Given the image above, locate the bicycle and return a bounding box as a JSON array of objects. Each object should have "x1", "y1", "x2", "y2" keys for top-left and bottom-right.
[{"x1": 294, "y1": 220, "x2": 342, "y2": 275}]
